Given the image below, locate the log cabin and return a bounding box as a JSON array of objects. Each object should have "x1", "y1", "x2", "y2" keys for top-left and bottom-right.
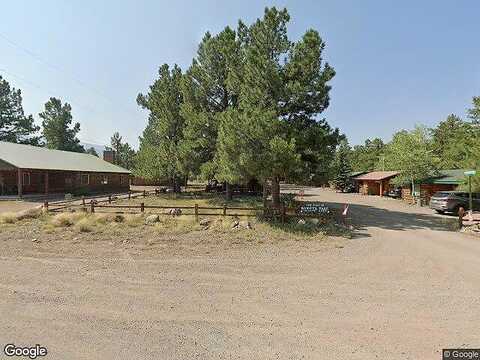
[{"x1": 0, "y1": 141, "x2": 131, "y2": 197}]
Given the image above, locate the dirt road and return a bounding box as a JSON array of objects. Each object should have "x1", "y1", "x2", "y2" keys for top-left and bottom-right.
[{"x1": 1, "y1": 187, "x2": 479, "y2": 359}]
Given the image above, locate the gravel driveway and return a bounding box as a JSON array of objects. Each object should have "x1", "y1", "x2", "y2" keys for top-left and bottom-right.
[{"x1": 0, "y1": 187, "x2": 478, "y2": 359}]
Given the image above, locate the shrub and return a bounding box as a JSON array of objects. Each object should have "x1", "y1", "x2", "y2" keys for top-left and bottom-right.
[
  {"x1": 50, "y1": 213, "x2": 84, "y2": 227},
  {"x1": 95, "y1": 213, "x2": 116, "y2": 224},
  {"x1": 0, "y1": 212, "x2": 17, "y2": 224},
  {"x1": 75, "y1": 218, "x2": 94, "y2": 233},
  {"x1": 125, "y1": 214, "x2": 143, "y2": 227},
  {"x1": 280, "y1": 193, "x2": 297, "y2": 208},
  {"x1": 16, "y1": 207, "x2": 42, "y2": 220}
]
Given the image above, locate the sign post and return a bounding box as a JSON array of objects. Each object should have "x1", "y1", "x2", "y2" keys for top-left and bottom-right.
[{"x1": 464, "y1": 170, "x2": 477, "y2": 213}]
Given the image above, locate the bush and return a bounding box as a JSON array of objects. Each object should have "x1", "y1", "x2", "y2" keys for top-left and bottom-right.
[
  {"x1": 16, "y1": 207, "x2": 42, "y2": 220},
  {"x1": 50, "y1": 213, "x2": 84, "y2": 227},
  {"x1": 125, "y1": 214, "x2": 144, "y2": 227},
  {"x1": 75, "y1": 218, "x2": 94, "y2": 233},
  {"x1": 0, "y1": 212, "x2": 17, "y2": 224},
  {"x1": 280, "y1": 193, "x2": 297, "y2": 208}
]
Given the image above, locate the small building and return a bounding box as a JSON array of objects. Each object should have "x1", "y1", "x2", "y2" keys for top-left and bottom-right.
[
  {"x1": 417, "y1": 169, "x2": 467, "y2": 204},
  {"x1": 353, "y1": 171, "x2": 400, "y2": 196},
  {"x1": 0, "y1": 141, "x2": 131, "y2": 197}
]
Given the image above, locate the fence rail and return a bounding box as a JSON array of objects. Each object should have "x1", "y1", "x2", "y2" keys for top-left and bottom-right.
[{"x1": 43, "y1": 189, "x2": 344, "y2": 224}]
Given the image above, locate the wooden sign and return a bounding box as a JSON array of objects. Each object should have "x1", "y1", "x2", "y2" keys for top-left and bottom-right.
[{"x1": 297, "y1": 203, "x2": 330, "y2": 216}]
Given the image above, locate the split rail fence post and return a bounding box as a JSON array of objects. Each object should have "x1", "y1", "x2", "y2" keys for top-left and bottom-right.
[
  {"x1": 280, "y1": 203, "x2": 286, "y2": 224},
  {"x1": 90, "y1": 201, "x2": 95, "y2": 213},
  {"x1": 43, "y1": 201, "x2": 49, "y2": 212},
  {"x1": 458, "y1": 207, "x2": 465, "y2": 229},
  {"x1": 82, "y1": 196, "x2": 85, "y2": 206},
  {"x1": 140, "y1": 202, "x2": 145, "y2": 213},
  {"x1": 194, "y1": 203, "x2": 199, "y2": 222},
  {"x1": 128, "y1": 191, "x2": 131, "y2": 200},
  {"x1": 143, "y1": 190, "x2": 146, "y2": 198},
  {"x1": 223, "y1": 204, "x2": 227, "y2": 217},
  {"x1": 108, "y1": 195, "x2": 112, "y2": 204}
]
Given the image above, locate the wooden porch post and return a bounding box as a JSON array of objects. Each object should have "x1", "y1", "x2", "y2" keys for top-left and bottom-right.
[
  {"x1": 44, "y1": 171, "x2": 49, "y2": 195},
  {"x1": 17, "y1": 168, "x2": 22, "y2": 198},
  {"x1": 379, "y1": 180, "x2": 383, "y2": 197}
]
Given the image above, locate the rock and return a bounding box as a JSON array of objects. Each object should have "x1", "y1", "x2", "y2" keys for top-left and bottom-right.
[
  {"x1": 298, "y1": 219, "x2": 306, "y2": 225},
  {"x1": 114, "y1": 214, "x2": 124, "y2": 223},
  {"x1": 31, "y1": 238, "x2": 39, "y2": 243},
  {"x1": 145, "y1": 214, "x2": 160, "y2": 224},
  {"x1": 231, "y1": 220, "x2": 240, "y2": 229},
  {"x1": 169, "y1": 208, "x2": 182, "y2": 217},
  {"x1": 240, "y1": 221, "x2": 252, "y2": 229},
  {"x1": 199, "y1": 218, "x2": 211, "y2": 226}
]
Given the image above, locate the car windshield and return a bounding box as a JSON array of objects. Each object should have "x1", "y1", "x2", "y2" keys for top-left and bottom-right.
[{"x1": 432, "y1": 192, "x2": 451, "y2": 198}]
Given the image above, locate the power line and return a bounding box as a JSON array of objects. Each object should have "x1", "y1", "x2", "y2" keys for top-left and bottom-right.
[
  {"x1": 0, "y1": 68, "x2": 109, "y2": 146},
  {"x1": 0, "y1": 31, "x2": 141, "y2": 119}
]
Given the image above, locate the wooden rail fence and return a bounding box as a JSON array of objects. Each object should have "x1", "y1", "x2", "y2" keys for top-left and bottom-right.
[{"x1": 42, "y1": 189, "x2": 342, "y2": 224}]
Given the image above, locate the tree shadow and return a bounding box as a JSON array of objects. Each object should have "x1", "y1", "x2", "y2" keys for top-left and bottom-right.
[{"x1": 315, "y1": 200, "x2": 458, "y2": 239}]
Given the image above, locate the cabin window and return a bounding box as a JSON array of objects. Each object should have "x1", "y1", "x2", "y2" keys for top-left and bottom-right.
[
  {"x1": 101, "y1": 175, "x2": 109, "y2": 185},
  {"x1": 81, "y1": 174, "x2": 89, "y2": 185},
  {"x1": 22, "y1": 172, "x2": 31, "y2": 186},
  {"x1": 120, "y1": 175, "x2": 127, "y2": 185}
]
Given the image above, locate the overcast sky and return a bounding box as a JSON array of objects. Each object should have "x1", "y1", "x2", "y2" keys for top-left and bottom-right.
[{"x1": 1, "y1": 0, "x2": 479, "y2": 148}]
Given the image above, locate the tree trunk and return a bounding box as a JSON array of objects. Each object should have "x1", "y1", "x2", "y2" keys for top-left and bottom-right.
[
  {"x1": 271, "y1": 176, "x2": 280, "y2": 208},
  {"x1": 225, "y1": 182, "x2": 232, "y2": 201},
  {"x1": 262, "y1": 180, "x2": 268, "y2": 208}
]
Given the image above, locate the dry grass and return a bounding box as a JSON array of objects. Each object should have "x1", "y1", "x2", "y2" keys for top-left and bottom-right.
[
  {"x1": 125, "y1": 214, "x2": 144, "y2": 227},
  {"x1": 0, "y1": 212, "x2": 18, "y2": 224},
  {"x1": 50, "y1": 212, "x2": 86, "y2": 227},
  {"x1": 74, "y1": 218, "x2": 95, "y2": 233},
  {"x1": 0, "y1": 207, "x2": 43, "y2": 225}
]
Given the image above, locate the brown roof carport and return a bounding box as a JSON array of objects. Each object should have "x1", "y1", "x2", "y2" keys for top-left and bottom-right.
[{"x1": 353, "y1": 171, "x2": 400, "y2": 196}]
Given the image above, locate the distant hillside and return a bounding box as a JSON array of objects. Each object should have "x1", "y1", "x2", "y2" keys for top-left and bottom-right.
[{"x1": 81, "y1": 142, "x2": 107, "y2": 156}]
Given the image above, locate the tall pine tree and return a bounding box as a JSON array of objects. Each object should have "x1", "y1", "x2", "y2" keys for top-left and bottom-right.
[
  {"x1": 216, "y1": 7, "x2": 338, "y2": 206},
  {"x1": 40, "y1": 97, "x2": 84, "y2": 152},
  {"x1": 136, "y1": 64, "x2": 185, "y2": 191},
  {"x1": 0, "y1": 76, "x2": 40, "y2": 145}
]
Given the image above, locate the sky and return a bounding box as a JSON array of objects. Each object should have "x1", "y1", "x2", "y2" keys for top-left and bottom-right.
[{"x1": 1, "y1": 0, "x2": 479, "y2": 149}]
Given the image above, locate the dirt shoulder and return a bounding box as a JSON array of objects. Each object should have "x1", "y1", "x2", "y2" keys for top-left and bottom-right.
[{"x1": 0, "y1": 187, "x2": 479, "y2": 359}]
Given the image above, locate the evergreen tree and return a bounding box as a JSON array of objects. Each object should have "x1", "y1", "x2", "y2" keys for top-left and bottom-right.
[
  {"x1": 136, "y1": 64, "x2": 185, "y2": 191},
  {"x1": 40, "y1": 97, "x2": 84, "y2": 152},
  {"x1": 108, "y1": 132, "x2": 136, "y2": 170},
  {"x1": 332, "y1": 140, "x2": 352, "y2": 192},
  {"x1": 181, "y1": 27, "x2": 241, "y2": 198},
  {"x1": 350, "y1": 138, "x2": 385, "y2": 172},
  {"x1": 0, "y1": 76, "x2": 40, "y2": 145},
  {"x1": 467, "y1": 96, "x2": 480, "y2": 124},
  {"x1": 431, "y1": 114, "x2": 476, "y2": 169},
  {"x1": 216, "y1": 7, "x2": 338, "y2": 206},
  {"x1": 85, "y1": 147, "x2": 98, "y2": 156}
]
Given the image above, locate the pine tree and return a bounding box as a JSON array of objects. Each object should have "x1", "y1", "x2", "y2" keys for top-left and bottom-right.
[
  {"x1": 86, "y1": 147, "x2": 98, "y2": 156},
  {"x1": 136, "y1": 64, "x2": 185, "y2": 191},
  {"x1": 180, "y1": 27, "x2": 241, "y2": 198},
  {"x1": 467, "y1": 96, "x2": 480, "y2": 124},
  {"x1": 0, "y1": 76, "x2": 40, "y2": 145},
  {"x1": 216, "y1": 7, "x2": 338, "y2": 206},
  {"x1": 40, "y1": 97, "x2": 84, "y2": 152},
  {"x1": 332, "y1": 140, "x2": 352, "y2": 192}
]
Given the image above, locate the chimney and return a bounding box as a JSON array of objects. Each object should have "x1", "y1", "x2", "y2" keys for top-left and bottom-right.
[{"x1": 103, "y1": 150, "x2": 116, "y2": 164}]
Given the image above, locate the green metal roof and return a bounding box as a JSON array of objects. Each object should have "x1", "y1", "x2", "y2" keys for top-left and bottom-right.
[
  {"x1": 422, "y1": 169, "x2": 468, "y2": 185},
  {"x1": 349, "y1": 171, "x2": 368, "y2": 177},
  {"x1": 0, "y1": 141, "x2": 131, "y2": 174}
]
